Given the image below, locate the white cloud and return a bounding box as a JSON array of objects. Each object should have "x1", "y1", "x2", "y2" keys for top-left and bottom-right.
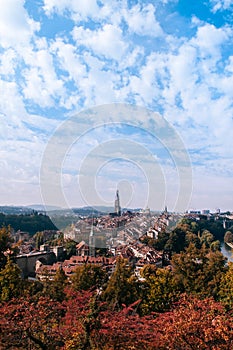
[
  {"x1": 119, "y1": 46, "x2": 145, "y2": 70},
  {"x1": 0, "y1": 0, "x2": 40, "y2": 48},
  {"x1": 163, "y1": 24, "x2": 231, "y2": 110},
  {"x1": 0, "y1": 49, "x2": 17, "y2": 76},
  {"x1": 22, "y1": 49, "x2": 64, "y2": 107},
  {"x1": 225, "y1": 56, "x2": 233, "y2": 72},
  {"x1": 161, "y1": 24, "x2": 232, "y2": 123},
  {"x1": 42, "y1": 0, "x2": 100, "y2": 20},
  {"x1": 0, "y1": 80, "x2": 26, "y2": 125},
  {"x1": 42, "y1": 0, "x2": 127, "y2": 27},
  {"x1": 51, "y1": 39, "x2": 87, "y2": 85},
  {"x1": 191, "y1": 24, "x2": 230, "y2": 59},
  {"x1": 72, "y1": 24, "x2": 128, "y2": 60},
  {"x1": 78, "y1": 53, "x2": 118, "y2": 106},
  {"x1": 124, "y1": 3, "x2": 163, "y2": 37},
  {"x1": 210, "y1": 0, "x2": 233, "y2": 12}
]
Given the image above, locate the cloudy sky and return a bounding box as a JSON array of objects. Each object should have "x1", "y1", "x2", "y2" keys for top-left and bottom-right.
[{"x1": 0, "y1": 0, "x2": 233, "y2": 212}]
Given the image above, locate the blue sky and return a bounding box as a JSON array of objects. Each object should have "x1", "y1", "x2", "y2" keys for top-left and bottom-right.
[{"x1": 0, "y1": 0, "x2": 233, "y2": 212}]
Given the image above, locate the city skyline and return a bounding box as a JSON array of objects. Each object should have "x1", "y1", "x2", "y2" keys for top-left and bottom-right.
[{"x1": 0, "y1": 1, "x2": 233, "y2": 211}]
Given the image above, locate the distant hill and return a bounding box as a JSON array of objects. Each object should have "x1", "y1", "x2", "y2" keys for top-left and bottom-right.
[
  {"x1": 0, "y1": 205, "x2": 147, "y2": 218},
  {"x1": 27, "y1": 204, "x2": 62, "y2": 212},
  {"x1": 60, "y1": 206, "x2": 144, "y2": 216},
  {"x1": 0, "y1": 206, "x2": 34, "y2": 215},
  {"x1": 72, "y1": 206, "x2": 111, "y2": 215}
]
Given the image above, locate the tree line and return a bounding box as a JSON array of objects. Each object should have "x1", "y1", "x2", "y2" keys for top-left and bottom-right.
[
  {"x1": 141, "y1": 216, "x2": 225, "y2": 253},
  {"x1": 0, "y1": 212, "x2": 57, "y2": 235}
]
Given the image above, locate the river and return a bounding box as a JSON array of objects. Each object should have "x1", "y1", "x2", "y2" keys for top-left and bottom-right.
[{"x1": 221, "y1": 242, "x2": 233, "y2": 262}]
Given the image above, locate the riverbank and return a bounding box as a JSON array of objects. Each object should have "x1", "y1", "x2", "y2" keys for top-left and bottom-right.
[
  {"x1": 221, "y1": 242, "x2": 233, "y2": 262},
  {"x1": 225, "y1": 241, "x2": 233, "y2": 249}
]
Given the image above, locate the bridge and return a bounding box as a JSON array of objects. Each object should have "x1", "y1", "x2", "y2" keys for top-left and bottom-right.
[{"x1": 15, "y1": 251, "x2": 57, "y2": 278}]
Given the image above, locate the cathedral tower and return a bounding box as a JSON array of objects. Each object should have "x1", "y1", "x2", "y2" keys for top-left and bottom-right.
[
  {"x1": 114, "y1": 189, "x2": 121, "y2": 216},
  {"x1": 89, "y1": 222, "x2": 95, "y2": 257}
]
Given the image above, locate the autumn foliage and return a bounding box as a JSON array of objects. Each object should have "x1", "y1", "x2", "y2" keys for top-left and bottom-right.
[
  {"x1": 1, "y1": 289, "x2": 233, "y2": 350},
  {"x1": 0, "y1": 296, "x2": 64, "y2": 349}
]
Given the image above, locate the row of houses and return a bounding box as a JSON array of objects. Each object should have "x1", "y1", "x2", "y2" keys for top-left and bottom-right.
[
  {"x1": 146, "y1": 213, "x2": 179, "y2": 239},
  {"x1": 36, "y1": 255, "x2": 116, "y2": 280},
  {"x1": 36, "y1": 238, "x2": 164, "y2": 281}
]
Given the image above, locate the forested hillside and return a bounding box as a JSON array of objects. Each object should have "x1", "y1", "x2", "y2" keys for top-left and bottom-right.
[{"x1": 0, "y1": 212, "x2": 57, "y2": 235}]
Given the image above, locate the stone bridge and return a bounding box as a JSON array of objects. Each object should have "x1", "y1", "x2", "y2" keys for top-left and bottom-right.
[{"x1": 16, "y1": 251, "x2": 56, "y2": 278}]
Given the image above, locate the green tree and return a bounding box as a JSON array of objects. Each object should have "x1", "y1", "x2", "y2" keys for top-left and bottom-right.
[
  {"x1": 23, "y1": 279, "x2": 43, "y2": 298},
  {"x1": 218, "y1": 262, "x2": 233, "y2": 309},
  {"x1": 210, "y1": 239, "x2": 221, "y2": 251},
  {"x1": 190, "y1": 221, "x2": 199, "y2": 234},
  {"x1": 140, "y1": 265, "x2": 178, "y2": 315},
  {"x1": 152, "y1": 230, "x2": 170, "y2": 250},
  {"x1": 172, "y1": 243, "x2": 226, "y2": 298},
  {"x1": 48, "y1": 267, "x2": 68, "y2": 301},
  {"x1": 34, "y1": 231, "x2": 44, "y2": 250},
  {"x1": 102, "y1": 258, "x2": 139, "y2": 309},
  {"x1": 199, "y1": 219, "x2": 224, "y2": 241},
  {"x1": 72, "y1": 264, "x2": 108, "y2": 292},
  {"x1": 65, "y1": 240, "x2": 77, "y2": 258},
  {"x1": 0, "y1": 213, "x2": 57, "y2": 236},
  {"x1": 165, "y1": 227, "x2": 186, "y2": 253},
  {"x1": 185, "y1": 231, "x2": 201, "y2": 248},
  {"x1": 0, "y1": 256, "x2": 23, "y2": 301},
  {"x1": 204, "y1": 249, "x2": 227, "y2": 297},
  {"x1": 200, "y1": 229, "x2": 214, "y2": 248},
  {"x1": 0, "y1": 226, "x2": 14, "y2": 270}
]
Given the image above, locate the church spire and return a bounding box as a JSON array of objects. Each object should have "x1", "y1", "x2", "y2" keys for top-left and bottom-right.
[
  {"x1": 114, "y1": 189, "x2": 121, "y2": 216},
  {"x1": 89, "y1": 218, "x2": 95, "y2": 257}
]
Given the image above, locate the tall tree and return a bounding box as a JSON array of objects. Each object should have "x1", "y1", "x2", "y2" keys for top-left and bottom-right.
[
  {"x1": 72, "y1": 264, "x2": 108, "y2": 292},
  {"x1": 65, "y1": 240, "x2": 77, "y2": 258},
  {"x1": 102, "y1": 257, "x2": 139, "y2": 309},
  {"x1": 34, "y1": 231, "x2": 44, "y2": 250},
  {"x1": 165, "y1": 227, "x2": 186, "y2": 253},
  {"x1": 200, "y1": 229, "x2": 214, "y2": 248},
  {"x1": 185, "y1": 231, "x2": 201, "y2": 248},
  {"x1": 204, "y1": 249, "x2": 227, "y2": 297},
  {"x1": 0, "y1": 256, "x2": 23, "y2": 302},
  {"x1": 61, "y1": 289, "x2": 100, "y2": 350},
  {"x1": 139, "y1": 265, "x2": 178, "y2": 315},
  {"x1": 218, "y1": 262, "x2": 233, "y2": 309},
  {"x1": 172, "y1": 243, "x2": 226, "y2": 298},
  {"x1": 46, "y1": 266, "x2": 68, "y2": 302},
  {"x1": 0, "y1": 226, "x2": 14, "y2": 270}
]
